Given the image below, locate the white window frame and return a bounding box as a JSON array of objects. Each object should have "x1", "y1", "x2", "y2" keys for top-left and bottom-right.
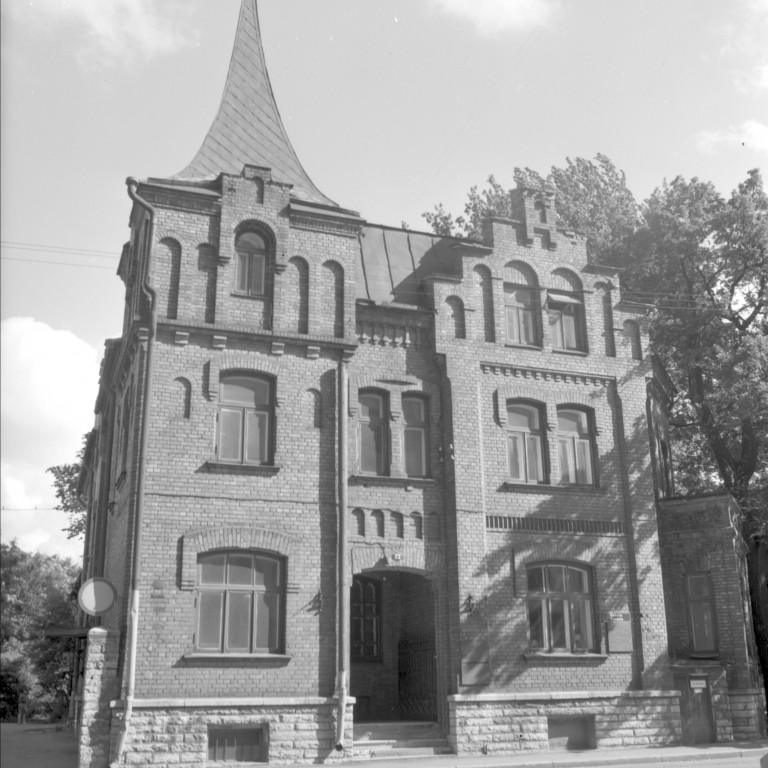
[
  {"x1": 196, "y1": 551, "x2": 285, "y2": 655},
  {"x1": 506, "y1": 403, "x2": 545, "y2": 483},
  {"x1": 527, "y1": 563, "x2": 595, "y2": 653},
  {"x1": 548, "y1": 291, "x2": 584, "y2": 351},
  {"x1": 217, "y1": 375, "x2": 274, "y2": 465},
  {"x1": 504, "y1": 285, "x2": 537, "y2": 346},
  {"x1": 402, "y1": 394, "x2": 428, "y2": 478},
  {"x1": 557, "y1": 408, "x2": 594, "y2": 485},
  {"x1": 359, "y1": 391, "x2": 388, "y2": 475},
  {"x1": 234, "y1": 232, "x2": 267, "y2": 297}
]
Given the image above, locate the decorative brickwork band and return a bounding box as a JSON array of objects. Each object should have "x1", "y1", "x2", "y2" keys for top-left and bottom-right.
[
  {"x1": 180, "y1": 526, "x2": 300, "y2": 590},
  {"x1": 482, "y1": 361, "x2": 613, "y2": 388},
  {"x1": 486, "y1": 515, "x2": 624, "y2": 536}
]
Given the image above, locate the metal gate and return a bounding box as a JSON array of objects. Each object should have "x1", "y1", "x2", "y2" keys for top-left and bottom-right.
[{"x1": 398, "y1": 636, "x2": 437, "y2": 721}]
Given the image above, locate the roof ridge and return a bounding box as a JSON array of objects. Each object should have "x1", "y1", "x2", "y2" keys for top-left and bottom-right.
[{"x1": 174, "y1": 0, "x2": 335, "y2": 206}]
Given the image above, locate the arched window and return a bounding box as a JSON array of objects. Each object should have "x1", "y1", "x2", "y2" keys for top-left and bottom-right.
[
  {"x1": 217, "y1": 374, "x2": 274, "y2": 465},
  {"x1": 504, "y1": 261, "x2": 539, "y2": 346},
  {"x1": 351, "y1": 576, "x2": 381, "y2": 661},
  {"x1": 527, "y1": 562, "x2": 595, "y2": 653},
  {"x1": 548, "y1": 269, "x2": 585, "y2": 351},
  {"x1": 359, "y1": 390, "x2": 388, "y2": 475},
  {"x1": 557, "y1": 408, "x2": 595, "y2": 485},
  {"x1": 402, "y1": 394, "x2": 428, "y2": 478},
  {"x1": 234, "y1": 231, "x2": 268, "y2": 296},
  {"x1": 196, "y1": 550, "x2": 285, "y2": 654},
  {"x1": 506, "y1": 402, "x2": 545, "y2": 483}
]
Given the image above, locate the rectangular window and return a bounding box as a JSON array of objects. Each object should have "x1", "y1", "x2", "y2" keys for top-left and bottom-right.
[
  {"x1": 217, "y1": 375, "x2": 273, "y2": 465},
  {"x1": 196, "y1": 552, "x2": 284, "y2": 654},
  {"x1": 527, "y1": 563, "x2": 595, "y2": 653},
  {"x1": 686, "y1": 574, "x2": 717, "y2": 657},
  {"x1": 359, "y1": 393, "x2": 388, "y2": 475},
  {"x1": 208, "y1": 727, "x2": 267, "y2": 763},
  {"x1": 548, "y1": 293, "x2": 583, "y2": 351},
  {"x1": 507, "y1": 403, "x2": 545, "y2": 483},
  {"x1": 351, "y1": 576, "x2": 381, "y2": 661},
  {"x1": 505, "y1": 287, "x2": 536, "y2": 345},
  {"x1": 235, "y1": 231, "x2": 267, "y2": 297},
  {"x1": 557, "y1": 409, "x2": 595, "y2": 485},
  {"x1": 403, "y1": 395, "x2": 428, "y2": 477}
]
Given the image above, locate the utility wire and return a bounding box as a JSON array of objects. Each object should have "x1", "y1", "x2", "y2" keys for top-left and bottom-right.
[
  {"x1": 1, "y1": 256, "x2": 117, "y2": 271},
  {"x1": 1, "y1": 240, "x2": 118, "y2": 259}
]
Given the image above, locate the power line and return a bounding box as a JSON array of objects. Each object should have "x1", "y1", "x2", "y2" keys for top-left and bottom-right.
[
  {"x1": 1, "y1": 240, "x2": 118, "y2": 259},
  {"x1": 0, "y1": 256, "x2": 117, "y2": 271}
]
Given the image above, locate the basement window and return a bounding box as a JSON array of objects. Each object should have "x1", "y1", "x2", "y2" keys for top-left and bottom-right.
[{"x1": 208, "y1": 725, "x2": 267, "y2": 763}]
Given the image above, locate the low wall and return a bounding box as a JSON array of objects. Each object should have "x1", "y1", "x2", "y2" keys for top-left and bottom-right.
[
  {"x1": 448, "y1": 690, "x2": 682, "y2": 755},
  {"x1": 728, "y1": 689, "x2": 767, "y2": 741},
  {"x1": 110, "y1": 697, "x2": 354, "y2": 766}
]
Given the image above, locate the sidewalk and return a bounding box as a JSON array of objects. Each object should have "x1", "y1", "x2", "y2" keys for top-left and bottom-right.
[
  {"x1": 0, "y1": 722, "x2": 78, "y2": 768},
  {"x1": 344, "y1": 742, "x2": 768, "y2": 768}
]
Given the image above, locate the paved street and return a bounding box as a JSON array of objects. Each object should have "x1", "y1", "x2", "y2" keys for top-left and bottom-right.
[{"x1": 0, "y1": 723, "x2": 78, "y2": 768}]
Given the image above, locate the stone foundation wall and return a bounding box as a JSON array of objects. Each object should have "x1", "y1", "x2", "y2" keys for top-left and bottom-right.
[
  {"x1": 79, "y1": 628, "x2": 120, "y2": 768},
  {"x1": 728, "y1": 689, "x2": 767, "y2": 741},
  {"x1": 111, "y1": 698, "x2": 354, "y2": 766},
  {"x1": 448, "y1": 691, "x2": 682, "y2": 755}
]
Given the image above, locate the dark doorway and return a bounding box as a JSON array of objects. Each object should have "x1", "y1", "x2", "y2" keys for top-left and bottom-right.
[
  {"x1": 674, "y1": 674, "x2": 715, "y2": 744},
  {"x1": 350, "y1": 571, "x2": 437, "y2": 723}
]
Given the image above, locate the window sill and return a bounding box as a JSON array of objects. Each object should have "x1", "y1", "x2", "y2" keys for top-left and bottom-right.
[
  {"x1": 182, "y1": 653, "x2": 291, "y2": 663},
  {"x1": 551, "y1": 348, "x2": 589, "y2": 357},
  {"x1": 501, "y1": 481, "x2": 603, "y2": 494},
  {"x1": 523, "y1": 651, "x2": 607, "y2": 664},
  {"x1": 349, "y1": 474, "x2": 437, "y2": 488},
  {"x1": 504, "y1": 343, "x2": 543, "y2": 351},
  {"x1": 230, "y1": 292, "x2": 267, "y2": 300},
  {"x1": 203, "y1": 461, "x2": 280, "y2": 476}
]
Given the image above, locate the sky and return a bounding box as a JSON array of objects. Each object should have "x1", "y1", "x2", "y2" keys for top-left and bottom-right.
[{"x1": 1, "y1": 0, "x2": 766, "y2": 563}]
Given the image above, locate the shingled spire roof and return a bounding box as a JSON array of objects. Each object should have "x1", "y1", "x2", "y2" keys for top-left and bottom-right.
[{"x1": 175, "y1": 0, "x2": 335, "y2": 205}]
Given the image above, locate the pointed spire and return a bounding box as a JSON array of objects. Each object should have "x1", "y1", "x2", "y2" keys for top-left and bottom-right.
[{"x1": 175, "y1": 0, "x2": 335, "y2": 205}]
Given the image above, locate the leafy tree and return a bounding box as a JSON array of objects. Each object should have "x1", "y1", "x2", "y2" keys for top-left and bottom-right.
[
  {"x1": 628, "y1": 171, "x2": 768, "y2": 702},
  {"x1": 47, "y1": 432, "x2": 90, "y2": 540},
  {"x1": 0, "y1": 541, "x2": 80, "y2": 720},
  {"x1": 422, "y1": 154, "x2": 640, "y2": 263}
]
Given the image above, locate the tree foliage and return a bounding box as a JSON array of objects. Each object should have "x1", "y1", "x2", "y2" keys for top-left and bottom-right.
[
  {"x1": 423, "y1": 153, "x2": 640, "y2": 263},
  {"x1": 47, "y1": 432, "x2": 90, "y2": 540},
  {"x1": 629, "y1": 171, "x2": 768, "y2": 528},
  {"x1": 0, "y1": 541, "x2": 80, "y2": 720}
]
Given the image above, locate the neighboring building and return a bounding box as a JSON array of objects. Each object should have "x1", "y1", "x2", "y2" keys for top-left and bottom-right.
[{"x1": 74, "y1": 2, "x2": 765, "y2": 766}]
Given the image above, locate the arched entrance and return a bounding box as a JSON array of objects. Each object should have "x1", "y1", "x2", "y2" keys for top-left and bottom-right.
[{"x1": 350, "y1": 569, "x2": 437, "y2": 723}]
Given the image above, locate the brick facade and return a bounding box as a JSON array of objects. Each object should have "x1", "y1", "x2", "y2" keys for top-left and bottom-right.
[{"x1": 74, "y1": 2, "x2": 764, "y2": 765}]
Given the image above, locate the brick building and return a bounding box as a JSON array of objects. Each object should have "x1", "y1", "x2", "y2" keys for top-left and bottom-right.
[{"x1": 74, "y1": 2, "x2": 765, "y2": 765}]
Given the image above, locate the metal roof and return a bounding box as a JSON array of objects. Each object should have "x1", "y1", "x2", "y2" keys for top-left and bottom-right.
[{"x1": 174, "y1": 0, "x2": 335, "y2": 206}]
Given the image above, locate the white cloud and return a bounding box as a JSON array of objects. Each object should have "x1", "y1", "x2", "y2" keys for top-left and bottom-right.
[
  {"x1": 3, "y1": 0, "x2": 197, "y2": 67},
  {"x1": 696, "y1": 120, "x2": 768, "y2": 156},
  {"x1": 721, "y1": 0, "x2": 768, "y2": 94},
  {"x1": 429, "y1": 0, "x2": 556, "y2": 35},
  {"x1": 1, "y1": 318, "x2": 100, "y2": 561}
]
